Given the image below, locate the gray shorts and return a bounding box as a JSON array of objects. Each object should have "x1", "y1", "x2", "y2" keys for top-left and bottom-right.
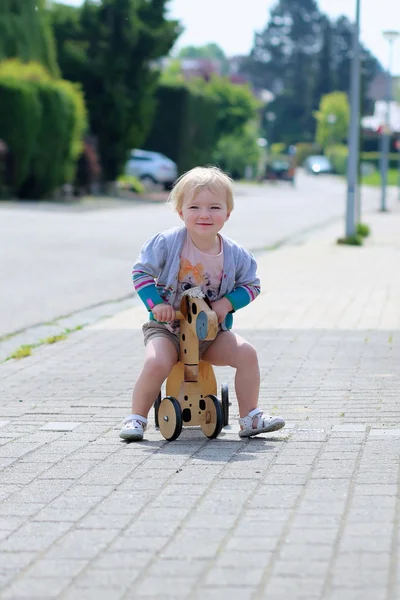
[{"x1": 142, "y1": 321, "x2": 220, "y2": 359}]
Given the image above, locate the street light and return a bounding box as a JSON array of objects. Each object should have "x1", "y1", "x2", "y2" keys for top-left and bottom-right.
[
  {"x1": 345, "y1": 0, "x2": 361, "y2": 239},
  {"x1": 327, "y1": 114, "x2": 337, "y2": 147},
  {"x1": 380, "y1": 30, "x2": 400, "y2": 212}
]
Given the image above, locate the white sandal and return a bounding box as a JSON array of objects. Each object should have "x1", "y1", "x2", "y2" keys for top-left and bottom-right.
[
  {"x1": 238, "y1": 409, "x2": 285, "y2": 438},
  {"x1": 119, "y1": 414, "x2": 147, "y2": 441}
]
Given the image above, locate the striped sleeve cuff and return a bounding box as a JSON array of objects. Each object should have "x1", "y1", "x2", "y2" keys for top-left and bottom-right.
[{"x1": 225, "y1": 285, "x2": 260, "y2": 311}]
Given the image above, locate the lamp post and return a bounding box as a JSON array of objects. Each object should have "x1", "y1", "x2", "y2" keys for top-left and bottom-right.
[
  {"x1": 345, "y1": 0, "x2": 361, "y2": 239},
  {"x1": 266, "y1": 112, "x2": 276, "y2": 148},
  {"x1": 380, "y1": 30, "x2": 400, "y2": 212},
  {"x1": 327, "y1": 114, "x2": 337, "y2": 147}
]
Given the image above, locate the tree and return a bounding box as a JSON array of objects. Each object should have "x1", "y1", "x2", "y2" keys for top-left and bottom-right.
[
  {"x1": 331, "y1": 16, "x2": 382, "y2": 95},
  {"x1": 178, "y1": 43, "x2": 226, "y2": 62},
  {"x1": 243, "y1": 0, "x2": 324, "y2": 142},
  {"x1": 189, "y1": 75, "x2": 261, "y2": 140},
  {"x1": 241, "y1": 1, "x2": 382, "y2": 144},
  {"x1": 0, "y1": 0, "x2": 59, "y2": 76},
  {"x1": 212, "y1": 122, "x2": 262, "y2": 179},
  {"x1": 50, "y1": 0, "x2": 180, "y2": 183},
  {"x1": 314, "y1": 91, "x2": 349, "y2": 149},
  {"x1": 313, "y1": 16, "x2": 335, "y2": 106}
]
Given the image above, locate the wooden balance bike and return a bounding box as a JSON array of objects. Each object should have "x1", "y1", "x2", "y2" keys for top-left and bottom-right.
[{"x1": 154, "y1": 288, "x2": 230, "y2": 441}]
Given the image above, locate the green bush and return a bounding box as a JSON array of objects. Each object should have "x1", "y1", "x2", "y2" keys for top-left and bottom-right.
[
  {"x1": 212, "y1": 123, "x2": 262, "y2": 180},
  {"x1": 18, "y1": 80, "x2": 72, "y2": 198},
  {"x1": 325, "y1": 144, "x2": 348, "y2": 175},
  {"x1": 360, "y1": 152, "x2": 399, "y2": 170},
  {"x1": 0, "y1": 59, "x2": 87, "y2": 198},
  {"x1": 144, "y1": 84, "x2": 218, "y2": 174},
  {"x1": 117, "y1": 174, "x2": 144, "y2": 194},
  {"x1": 0, "y1": 76, "x2": 41, "y2": 192},
  {"x1": 270, "y1": 143, "x2": 286, "y2": 156},
  {"x1": 295, "y1": 142, "x2": 321, "y2": 166}
]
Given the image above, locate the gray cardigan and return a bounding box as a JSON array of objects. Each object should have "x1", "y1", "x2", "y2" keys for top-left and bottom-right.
[{"x1": 132, "y1": 226, "x2": 260, "y2": 329}]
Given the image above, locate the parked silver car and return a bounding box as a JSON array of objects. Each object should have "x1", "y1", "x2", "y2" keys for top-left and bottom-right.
[
  {"x1": 303, "y1": 155, "x2": 334, "y2": 175},
  {"x1": 125, "y1": 149, "x2": 178, "y2": 190}
]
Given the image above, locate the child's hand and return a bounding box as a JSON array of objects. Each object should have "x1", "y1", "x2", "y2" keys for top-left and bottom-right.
[
  {"x1": 152, "y1": 304, "x2": 176, "y2": 323},
  {"x1": 211, "y1": 297, "x2": 233, "y2": 324}
]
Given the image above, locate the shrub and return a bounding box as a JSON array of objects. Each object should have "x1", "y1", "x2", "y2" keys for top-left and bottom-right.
[
  {"x1": 212, "y1": 124, "x2": 262, "y2": 180},
  {"x1": 0, "y1": 59, "x2": 87, "y2": 198},
  {"x1": 117, "y1": 174, "x2": 145, "y2": 194},
  {"x1": 18, "y1": 80, "x2": 72, "y2": 198},
  {"x1": 295, "y1": 142, "x2": 321, "y2": 166},
  {"x1": 0, "y1": 76, "x2": 42, "y2": 191},
  {"x1": 325, "y1": 144, "x2": 348, "y2": 175},
  {"x1": 270, "y1": 143, "x2": 286, "y2": 156}
]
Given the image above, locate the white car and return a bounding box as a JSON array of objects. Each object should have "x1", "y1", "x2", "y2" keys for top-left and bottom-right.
[{"x1": 125, "y1": 149, "x2": 178, "y2": 190}]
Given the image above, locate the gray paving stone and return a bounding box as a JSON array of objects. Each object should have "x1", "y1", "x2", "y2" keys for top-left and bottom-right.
[
  {"x1": 40, "y1": 422, "x2": 82, "y2": 431},
  {"x1": 1, "y1": 576, "x2": 70, "y2": 598}
]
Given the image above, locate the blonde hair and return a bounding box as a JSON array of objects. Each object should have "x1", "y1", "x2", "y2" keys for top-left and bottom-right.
[{"x1": 167, "y1": 166, "x2": 234, "y2": 213}]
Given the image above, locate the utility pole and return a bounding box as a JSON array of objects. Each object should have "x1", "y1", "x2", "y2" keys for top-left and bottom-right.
[
  {"x1": 380, "y1": 31, "x2": 400, "y2": 212},
  {"x1": 345, "y1": 0, "x2": 361, "y2": 239}
]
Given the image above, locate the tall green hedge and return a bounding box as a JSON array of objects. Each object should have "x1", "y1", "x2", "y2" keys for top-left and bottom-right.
[
  {"x1": 0, "y1": 77, "x2": 41, "y2": 191},
  {"x1": 0, "y1": 59, "x2": 87, "y2": 198},
  {"x1": 143, "y1": 84, "x2": 218, "y2": 174}
]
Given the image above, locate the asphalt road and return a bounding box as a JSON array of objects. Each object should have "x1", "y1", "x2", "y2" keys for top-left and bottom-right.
[{"x1": 0, "y1": 170, "x2": 389, "y2": 336}]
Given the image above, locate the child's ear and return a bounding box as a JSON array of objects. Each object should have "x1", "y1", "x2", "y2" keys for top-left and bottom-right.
[
  {"x1": 178, "y1": 210, "x2": 184, "y2": 220},
  {"x1": 225, "y1": 212, "x2": 231, "y2": 222}
]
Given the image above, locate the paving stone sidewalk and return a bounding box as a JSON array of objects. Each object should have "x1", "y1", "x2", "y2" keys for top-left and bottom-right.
[{"x1": 0, "y1": 208, "x2": 399, "y2": 599}]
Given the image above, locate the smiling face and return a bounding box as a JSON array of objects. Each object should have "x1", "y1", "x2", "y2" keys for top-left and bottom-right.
[{"x1": 179, "y1": 187, "x2": 230, "y2": 245}]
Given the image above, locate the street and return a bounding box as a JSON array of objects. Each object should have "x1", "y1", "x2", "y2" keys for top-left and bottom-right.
[{"x1": 0, "y1": 171, "x2": 396, "y2": 336}]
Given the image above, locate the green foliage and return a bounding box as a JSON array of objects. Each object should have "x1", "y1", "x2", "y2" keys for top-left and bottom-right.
[
  {"x1": 325, "y1": 144, "x2": 348, "y2": 175},
  {"x1": 189, "y1": 75, "x2": 261, "y2": 140},
  {"x1": 0, "y1": 59, "x2": 87, "y2": 198},
  {"x1": 337, "y1": 235, "x2": 363, "y2": 247},
  {"x1": 0, "y1": 76, "x2": 41, "y2": 191},
  {"x1": 242, "y1": 1, "x2": 382, "y2": 144},
  {"x1": 356, "y1": 223, "x2": 370, "y2": 237},
  {"x1": 57, "y1": 79, "x2": 88, "y2": 181},
  {"x1": 117, "y1": 174, "x2": 145, "y2": 194},
  {"x1": 177, "y1": 43, "x2": 226, "y2": 62},
  {"x1": 361, "y1": 169, "x2": 398, "y2": 187},
  {"x1": 144, "y1": 84, "x2": 218, "y2": 173},
  {"x1": 360, "y1": 152, "x2": 400, "y2": 170},
  {"x1": 0, "y1": 0, "x2": 59, "y2": 76},
  {"x1": 159, "y1": 59, "x2": 186, "y2": 85},
  {"x1": 314, "y1": 92, "x2": 349, "y2": 149},
  {"x1": 177, "y1": 43, "x2": 229, "y2": 74},
  {"x1": 212, "y1": 123, "x2": 262, "y2": 180},
  {"x1": 50, "y1": 0, "x2": 180, "y2": 183},
  {"x1": 270, "y1": 143, "x2": 286, "y2": 156},
  {"x1": 295, "y1": 142, "x2": 321, "y2": 166},
  {"x1": 18, "y1": 81, "x2": 73, "y2": 198}
]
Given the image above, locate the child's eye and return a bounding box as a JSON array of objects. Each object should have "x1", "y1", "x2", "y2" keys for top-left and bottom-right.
[
  {"x1": 189, "y1": 205, "x2": 198, "y2": 209},
  {"x1": 211, "y1": 206, "x2": 221, "y2": 210}
]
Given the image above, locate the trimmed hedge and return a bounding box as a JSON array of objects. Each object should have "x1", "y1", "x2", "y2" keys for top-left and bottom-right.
[
  {"x1": 325, "y1": 145, "x2": 400, "y2": 176},
  {"x1": 0, "y1": 77, "x2": 41, "y2": 191},
  {"x1": 143, "y1": 84, "x2": 218, "y2": 174},
  {"x1": 0, "y1": 59, "x2": 87, "y2": 198}
]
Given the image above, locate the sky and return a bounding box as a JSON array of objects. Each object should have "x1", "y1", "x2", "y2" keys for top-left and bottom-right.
[{"x1": 61, "y1": 0, "x2": 400, "y2": 75}]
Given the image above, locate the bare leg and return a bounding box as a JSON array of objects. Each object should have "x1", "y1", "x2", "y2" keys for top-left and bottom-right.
[
  {"x1": 131, "y1": 337, "x2": 178, "y2": 418},
  {"x1": 202, "y1": 331, "x2": 260, "y2": 418}
]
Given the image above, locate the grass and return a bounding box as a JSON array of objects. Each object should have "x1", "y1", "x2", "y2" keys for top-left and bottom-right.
[
  {"x1": 337, "y1": 234, "x2": 363, "y2": 246},
  {"x1": 356, "y1": 223, "x2": 370, "y2": 238},
  {"x1": 361, "y1": 169, "x2": 398, "y2": 187},
  {"x1": 10, "y1": 345, "x2": 33, "y2": 360},
  {"x1": 4, "y1": 325, "x2": 85, "y2": 362},
  {"x1": 42, "y1": 334, "x2": 67, "y2": 344}
]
